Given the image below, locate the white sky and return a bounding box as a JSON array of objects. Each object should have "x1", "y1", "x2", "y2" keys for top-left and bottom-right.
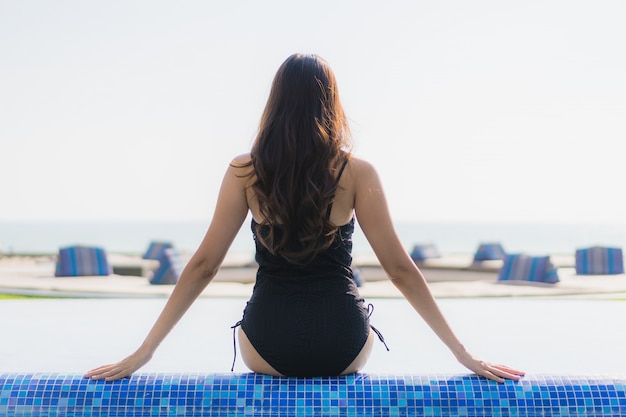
[{"x1": 1, "y1": 1, "x2": 625, "y2": 223}]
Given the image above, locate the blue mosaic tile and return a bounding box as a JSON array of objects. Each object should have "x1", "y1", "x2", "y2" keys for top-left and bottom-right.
[{"x1": 1, "y1": 373, "x2": 625, "y2": 416}]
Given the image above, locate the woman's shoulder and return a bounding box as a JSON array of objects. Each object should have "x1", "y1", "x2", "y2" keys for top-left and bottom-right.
[
  {"x1": 346, "y1": 155, "x2": 378, "y2": 176},
  {"x1": 228, "y1": 152, "x2": 378, "y2": 177},
  {"x1": 229, "y1": 153, "x2": 254, "y2": 174},
  {"x1": 225, "y1": 154, "x2": 255, "y2": 188},
  {"x1": 231, "y1": 153, "x2": 252, "y2": 165},
  {"x1": 342, "y1": 156, "x2": 382, "y2": 193}
]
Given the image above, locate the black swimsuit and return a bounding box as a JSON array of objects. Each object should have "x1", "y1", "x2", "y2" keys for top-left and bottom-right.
[{"x1": 232, "y1": 163, "x2": 387, "y2": 377}]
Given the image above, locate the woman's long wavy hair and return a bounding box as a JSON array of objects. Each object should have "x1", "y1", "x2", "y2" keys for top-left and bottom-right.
[{"x1": 246, "y1": 53, "x2": 352, "y2": 264}]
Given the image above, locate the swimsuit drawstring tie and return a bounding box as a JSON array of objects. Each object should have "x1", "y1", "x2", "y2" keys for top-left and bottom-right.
[
  {"x1": 230, "y1": 320, "x2": 242, "y2": 372},
  {"x1": 367, "y1": 304, "x2": 390, "y2": 351}
]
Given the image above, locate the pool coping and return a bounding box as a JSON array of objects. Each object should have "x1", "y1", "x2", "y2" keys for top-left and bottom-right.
[{"x1": 2, "y1": 372, "x2": 625, "y2": 417}]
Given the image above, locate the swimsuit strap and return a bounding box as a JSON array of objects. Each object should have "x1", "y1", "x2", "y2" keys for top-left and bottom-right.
[
  {"x1": 326, "y1": 158, "x2": 350, "y2": 219},
  {"x1": 335, "y1": 157, "x2": 349, "y2": 183}
]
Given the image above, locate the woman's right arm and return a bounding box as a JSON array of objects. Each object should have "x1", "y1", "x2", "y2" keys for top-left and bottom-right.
[
  {"x1": 352, "y1": 158, "x2": 524, "y2": 382},
  {"x1": 84, "y1": 156, "x2": 252, "y2": 381}
]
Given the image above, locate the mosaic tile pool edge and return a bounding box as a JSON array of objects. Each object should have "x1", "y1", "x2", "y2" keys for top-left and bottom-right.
[{"x1": 1, "y1": 373, "x2": 625, "y2": 416}]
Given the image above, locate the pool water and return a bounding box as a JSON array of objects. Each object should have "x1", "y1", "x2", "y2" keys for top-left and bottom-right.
[{"x1": 2, "y1": 297, "x2": 625, "y2": 376}]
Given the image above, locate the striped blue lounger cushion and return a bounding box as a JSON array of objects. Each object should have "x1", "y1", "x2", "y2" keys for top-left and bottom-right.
[
  {"x1": 473, "y1": 242, "x2": 506, "y2": 262},
  {"x1": 54, "y1": 246, "x2": 111, "y2": 277},
  {"x1": 498, "y1": 254, "x2": 559, "y2": 284},
  {"x1": 150, "y1": 248, "x2": 183, "y2": 285},
  {"x1": 143, "y1": 241, "x2": 174, "y2": 260},
  {"x1": 410, "y1": 243, "x2": 441, "y2": 262},
  {"x1": 575, "y1": 246, "x2": 624, "y2": 275}
]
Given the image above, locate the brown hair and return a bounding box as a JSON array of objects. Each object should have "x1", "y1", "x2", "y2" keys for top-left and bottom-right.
[{"x1": 244, "y1": 53, "x2": 352, "y2": 264}]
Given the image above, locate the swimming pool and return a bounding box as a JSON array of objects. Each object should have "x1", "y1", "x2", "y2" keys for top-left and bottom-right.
[
  {"x1": 2, "y1": 297, "x2": 626, "y2": 375},
  {"x1": 2, "y1": 298, "x2": 626, "y2": 416}
]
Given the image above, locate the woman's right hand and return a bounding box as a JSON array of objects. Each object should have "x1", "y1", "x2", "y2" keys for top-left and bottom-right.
[
  {"x1": 84, "y1": 349, "x2": 153, "y2": 381},
  {"x1": 455, "y1": 350, "x2": 525, "y2": 383}
]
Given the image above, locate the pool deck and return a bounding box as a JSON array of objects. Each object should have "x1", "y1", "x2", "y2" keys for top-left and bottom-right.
[{"x1": 1, "y1": 253, "x2": 626, "y2": 299}]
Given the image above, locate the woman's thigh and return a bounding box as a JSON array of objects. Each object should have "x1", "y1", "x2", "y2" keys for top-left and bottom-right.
[
  {"x1": 238, "y1": 327, "x2": 284, "y2": 376},
  {"x1": 340, "y1": 329, "x2": 375, "y2": 375}
]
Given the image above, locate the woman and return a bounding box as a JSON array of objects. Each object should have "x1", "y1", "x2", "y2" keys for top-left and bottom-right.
[{"x1": 85, "y1": 54, "x2": 524, "y2": 382}]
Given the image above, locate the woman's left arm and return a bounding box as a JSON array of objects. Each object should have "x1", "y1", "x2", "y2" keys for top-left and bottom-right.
[{"x1": 353, "y1": 158, "x2": 524, "y2": 383}]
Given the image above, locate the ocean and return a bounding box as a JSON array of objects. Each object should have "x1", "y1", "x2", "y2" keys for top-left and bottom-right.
[{"x1": 2, "y1": 220, "x2": 626, "y2": 258}]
